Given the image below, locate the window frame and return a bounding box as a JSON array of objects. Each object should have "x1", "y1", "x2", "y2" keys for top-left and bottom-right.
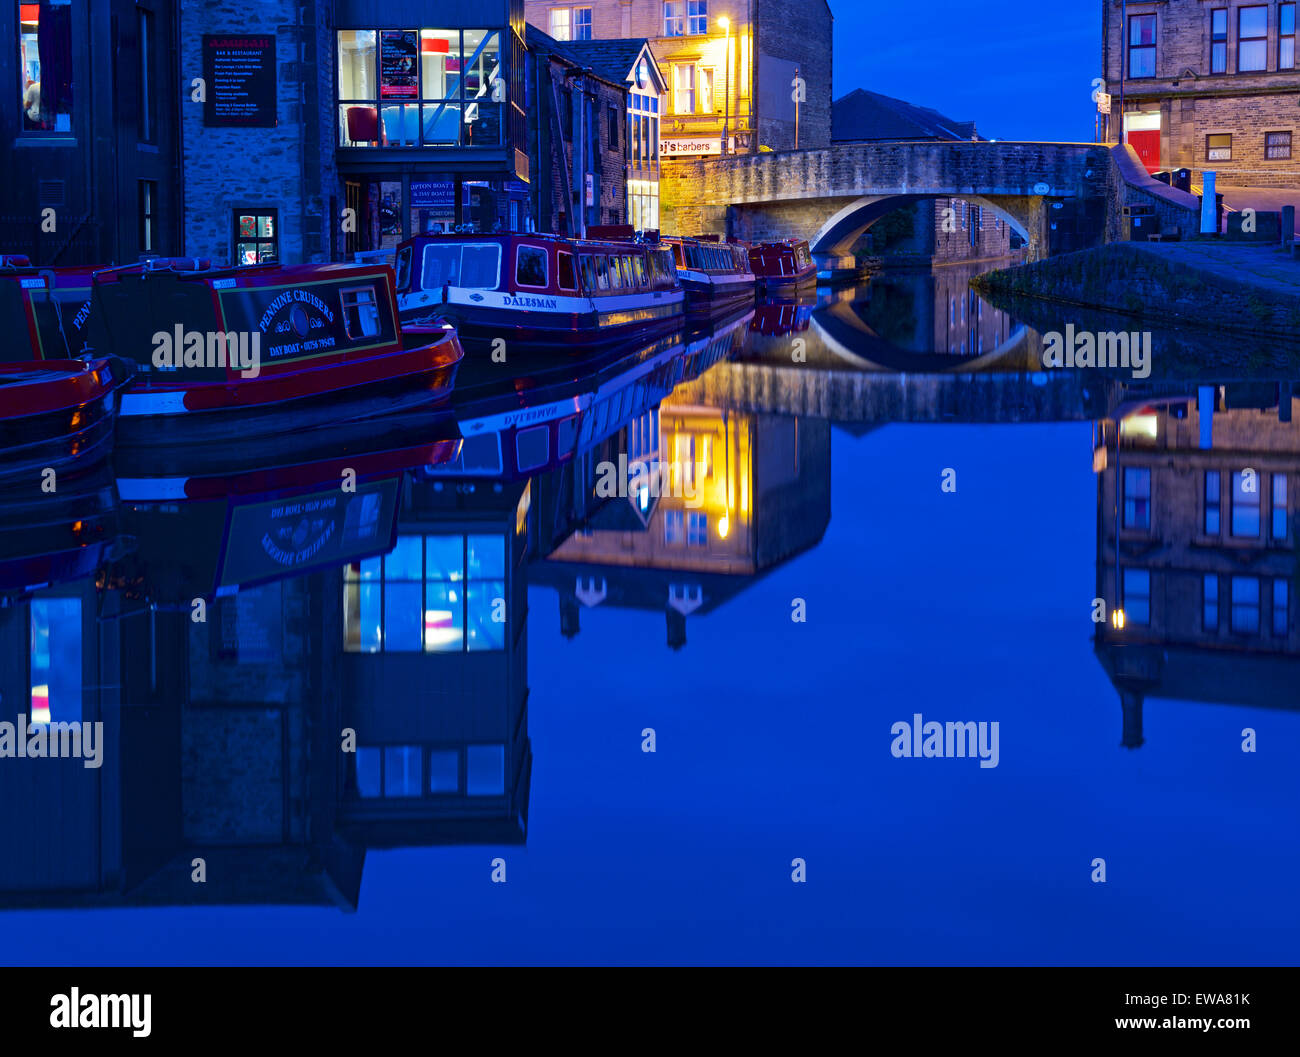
[
  {"x1": 1207, "y1": 133, "x2": 1232, "y2": 162},
  {"x1": 1237, "y1": 5, "x2": 1269, "y2": 73},
  {"x1": 1123, "y1": 466, "x2": 1151, "y2": 530},
  {"x1": 1282, "y1": 2, "x2": 1297, "y2": 69},
  {"x1": 1211, "y1": 8, "x2": 1228, "y2": 74},
  {"x1": 515, "y1": 243, "x2": 549, "y2": 289},
  {"x1": 1203, "y1": 573, "x2": 1220, "y2": 632},
  {"x1": 1231, "y1": 468, "x2": 1261, "y2": 538},
  {"x1": 663, "y1": 0, "x2": 685, "y2": 36},
  {"x1": 1266, "y1": 130, "x2": 1292, "y2": 160},
  {"x1": 1127, "y1": 13, "x2": 1157, "y2": 79},
  {"x1": 233, "y1": 208, "x2": 279, "y2": 265},
  {"x1": 1122, "y1": 567, "x2": 1151, "y2": 625},
  {"x1": 1204, "y1": 470, "x2": 1221, "y2": 535},
  {"x1": 1230, "y1": 575, "x2": 1261, "y2": 635}
]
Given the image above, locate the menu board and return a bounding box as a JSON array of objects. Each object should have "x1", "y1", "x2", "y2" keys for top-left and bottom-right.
[
  {"x1": 379, "y1": 30, "x2": 419, "y2": 98},
  {"x1": 202, "y1": 35, "x2": 277, "y2": 127}
]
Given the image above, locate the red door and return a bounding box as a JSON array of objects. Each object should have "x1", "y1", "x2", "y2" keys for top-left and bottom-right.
[{"x1": 1128, "y1": 129, "x2": 1161, "y2": 172}]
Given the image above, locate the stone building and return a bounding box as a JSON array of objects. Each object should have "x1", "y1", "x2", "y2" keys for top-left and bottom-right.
[
  {"x1": 523, "y1": 0, "x2": 832, "y2": 163},
  {"x1": 1102, "y1": 0, "x2": 1300, "y2": 189},
  {"x1": 1094, "y1": 389, "x2": 1299, "y2": 747},
  {"x1": 526, "y1": 26, "x2": 662, "y2": 232}
]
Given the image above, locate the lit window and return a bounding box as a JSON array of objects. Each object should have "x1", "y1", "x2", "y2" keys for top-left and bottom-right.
[
  {"x1": 1231, "y1": 576, "x2": 1260, "y2": 634},
  {"x1": 1238, "y1": 6, "x2": 1268, "y2": 72},
  {"x1": 698, "y1": 66, "x2": 714, "y2": 114},
  {"x1": 1231, "y1": 470, "x2": 1261, "y2": 537},
  {"x1": 1266, "y1": 132, "x2": 1292, "y2": 161},
  {"x1": 1123, "y1": 467, "x2": 1151, "y2": 529},
  {"x1": 139, "y1": 180, "x2": 158, "y2": 254},
  {"x1": 1203, "y1": 574, "x2": 1219, "y2": 632},
  {"x1": 549, "y1": 8, "x2": 571, "y2": 40},
  {"x1": 673, "y1": 63, "x2": 695, "y2": 114},
  {"x1": 234, "y1": 210, "x2": 278, "y2": 264},
  {"x1": 1122, "y1": 568, "x2": 1150, "y2": 625},
  {"x1": 1207, "y1": 134, "x2": 1231, "y2": 162},
  {"x1": 19, "y1": 0, "x2": 73, "y2": 133}
]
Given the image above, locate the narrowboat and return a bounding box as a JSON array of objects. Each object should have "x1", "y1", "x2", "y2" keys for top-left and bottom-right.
[
  {"x1": 661, "y1": 236, "x2": 755, "y2": 319},
  {"x1": 0, "y1": 254, "x2": 98, "y2": 360},
  {"x1": 85, "y1": 257, "x2": 463, "y2": 443},
  {"x1": 748, "y1": 239, "x2": 817, "y2": 295},
  {"x1": 394, "y1": 232, "x2": 685, "y2": 350},
  {"x1": 0, "y1": 358, "x2": 128, "y2": 484}
]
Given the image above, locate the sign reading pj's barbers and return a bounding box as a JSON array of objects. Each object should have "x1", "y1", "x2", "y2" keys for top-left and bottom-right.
[{"x1": 203, "y1": 35, "x2": 277, "y2": 127}]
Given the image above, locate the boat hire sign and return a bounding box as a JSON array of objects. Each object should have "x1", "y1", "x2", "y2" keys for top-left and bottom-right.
[
  {"x1": 216, "y1": 277, "x2": 395, "y2": 364},
  {"x1": 218, "y1": 477, "x2": 402, "y2": 589},
  {"x1": 202, "y1": 35, "x2": 277, "y2": 127},
  {"x1": 380, "y1": 30, "x2": 419, "y2": 98}
]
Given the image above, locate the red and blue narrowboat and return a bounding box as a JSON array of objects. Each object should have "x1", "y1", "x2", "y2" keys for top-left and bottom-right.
[
  {"x1": 84, "y1": 257, "x2": 463, "y2": 443},
  {"x1": 748, "y1": 238, "x2": 817, "y2": 295},
  {"x1": 394, "y1": 232, "x2": 685, "y2": 350},
  {"x1": 0, "y1": 254, "x2": 99, "y2": 360},
  {"x1": 661, "y1": 236, "x2": 755, "y2": 319}
]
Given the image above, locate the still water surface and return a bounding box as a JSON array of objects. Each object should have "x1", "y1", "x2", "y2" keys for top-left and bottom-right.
[{"x1": 2, "y1": 261, "x2": 1296, "y2": 965}]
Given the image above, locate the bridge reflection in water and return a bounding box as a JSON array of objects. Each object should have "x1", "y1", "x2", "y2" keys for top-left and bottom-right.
[{"x1": 0, "y1": 268, "x2": 1296, "y2": 926}]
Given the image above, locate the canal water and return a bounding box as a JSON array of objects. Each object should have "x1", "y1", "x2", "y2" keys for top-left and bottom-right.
[{"x1": 3, "y1": 259, "x2": 1297, "y2": 965}]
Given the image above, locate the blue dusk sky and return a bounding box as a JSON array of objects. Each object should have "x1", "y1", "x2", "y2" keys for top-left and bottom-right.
[{"x1": 832, "y1": 0, "x2": 1101, "y2": 143}]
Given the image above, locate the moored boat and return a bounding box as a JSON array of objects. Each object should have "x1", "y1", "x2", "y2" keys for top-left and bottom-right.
[
  {"x1": 84, "y1": 257, "x2": 463, "y2": 442},
  {"x1": 0, "y1": 358, "x2": 128, "y2": 483},
  {"x1": 0, "y1": 254, "x2": 98, "y2": 360},
  {"x1": 394, "y1": 232, "x2": 685, "y2": 350},
  {"x1": 748, "y1": 238, "x2": 817, "y2": 295},
  {"x1": 661, "y1": 236, "x2": 755, "y2": 319}
]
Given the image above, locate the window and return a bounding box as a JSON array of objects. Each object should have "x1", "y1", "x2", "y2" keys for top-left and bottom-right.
[
  {"x1": 429, "y1": 750, "x2": 459, "y2": 793},
  {"x1": 1283, "y1": 3, "x2": 1297, "y2": 69},
  {"x1": 1274, "y1": 579, "x2": 1290, "y2": 636},
  {"x1": 1211, "y1": 9, "x2": 1228, "y2": 74},
  {"x1": 1122, "y1": 568, "x2": 1150, "y2": 625},
  {"x1": 138, "y1": 180, "x2": 157, "y2": 254},
  {"x1": 557, "y1": 250, "x2": 576, "y2": 290},
  {"x1": 138, "y1": 7, "x2": 158, "y2": 143},
  {"x1": 1203, "y1": 574, "x2": 1219, "y2": 631},
  {"x1": 595, "y1": 254, "x2": 610, "y2": 290},
  {"x1": 517, "y1": 245, "x2": 547, "y2": 287},
  {"x1": 1266, "y1": 131, "x2": 1292, "y2": 160},
  {"x1": 1204, "y1": 470, "x2": 1221, "y2": 534},
  {"x1": 699, "y1": 66, "x2": 715, "y2": 114},
  {"x1": 19, "y1": 0, "x2": 74, "y2": 133},
  {"x1": 1231, "y1": 576, "x2": 1260, "y2": 634},
  {"x1": 343, "y1": 534, "x2": 507, "y2": 653},
  {"x1": 234, "y1": 210, "x2": 278, "y2": 264},
  {"x1": 608, "y1": 104, "x2": 619, "y2": 149},
  {"x1": 1123, "y1": 467, "x2": 1151, "y2": 529},
  {"x1": 341, "y1": 286, "x2": 382, "y2": 338},
  {"x1": 573, "y1": 7, "x2": 593, "y2": 40},
  {"x1": 1207, "y1": 133, "x2": 1232, "y2": 161},
  {"x1": 673, "y1": 63, "x2": 695, "y2": 114},
  {"x1": 1128, "y1": 14, "x2": 1156, "y2": 78},
  {"x1": 354, "y1": 746, "x2": 470, "y2": 798},
  {"x1": 421, "y1": 241, "x2": 501, "y2": 290},
  {"x1": 549, "y1": 8, "x2": 571, "y2": 40},
  {"x1": 384, "y1": 746, "x2": 423, "y2": 797},
  {"x1": 1232, "y1": 469, "x2": 1261, "y2": 537},
  {"x1": 664, "y1": 509, "x2": 684, "y2": 543},
  {"x1": 688, "y1": 0, "x2": 708, "y2": 35},
  {"x1": 1238, "y1": 6, "x2": 1268, "y2": 72},
  {"x1": 686, "y1": 511, "x2": 708, "y2": 546},
  {"x1": 664, "y1": 1, "x2": 685, "y2": 36},
  {"x1": 1273, "y1": 474, "x2": 1288, "y2": 539},
  {"x1": 337, "y1": 28, "x2": 503, "y2": 148},
  {"x1": 467, "y1": 744, "x2": 506, "y2": 795},
  {"x1": 29, "y1": 597, "x2": 81, "y2": 725}
]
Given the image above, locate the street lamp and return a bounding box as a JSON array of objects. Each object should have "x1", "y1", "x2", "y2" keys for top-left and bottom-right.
[{"x1": 718, "y1": 16, "x2": 731, "y2": 155}]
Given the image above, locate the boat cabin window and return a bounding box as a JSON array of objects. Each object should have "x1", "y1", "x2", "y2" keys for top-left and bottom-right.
[
  {"x1": 516, "y1": 245, "x2": 548, "y2": 288},
  {"x1": 620, "y1": 255, "x2": 634, "y2": 287},
  {"x1": 595, "y1": 255, "x2": 610, "y2": 290},
  {"x1": 340, "y1": 285, "x2": 382, "y2": 338},
  {"x1": 421, "y1": 242, "x2": 500, "y2": 290},
  {"x1": 557, "y1": 251, "x2": 577, "y2": 291},
  {"x1": 609, "y1": 256, "x2": 624, "y2": 289},
  {"x1": 579, "y1": 256, "x2": 597, "y2": 293},
  {"x1": 671, "y1": 243, "x2": 685, "y2": 267},
  {"x1": 632, "y1": 255, "x2": 647, "y2": 287},
  {"x1": 396, "y1": 247, "x2": 412, "y2": 291}
]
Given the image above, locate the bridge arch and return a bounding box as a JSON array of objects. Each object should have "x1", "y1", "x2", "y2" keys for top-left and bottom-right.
[{"x1": 809, "y1": 194, "x2": 1035, "y2": 258}]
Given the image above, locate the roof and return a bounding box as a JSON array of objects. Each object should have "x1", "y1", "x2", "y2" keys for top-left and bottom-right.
[
  {"x1": 832, "y1": 88, "x2": 981, "y2": 143},
  {"x1": 525, "y1": 26, "x2": 665, "y2": 93}
]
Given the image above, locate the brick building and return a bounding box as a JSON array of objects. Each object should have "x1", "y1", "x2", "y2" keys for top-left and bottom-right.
[
  {"x1": 1102, "y1": 0, "x2": 1300, "y2": 189},
  {"x1": 523, "y1": 0, "x2": 832, "y2": 163}
]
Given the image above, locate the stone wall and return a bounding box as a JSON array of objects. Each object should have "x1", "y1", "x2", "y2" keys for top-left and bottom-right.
[{"x1": 180, "y1": 0, "x2": 337, "y2": 264}]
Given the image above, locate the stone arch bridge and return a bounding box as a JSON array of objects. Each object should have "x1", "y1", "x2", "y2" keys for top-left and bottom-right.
[{"x1": 659, "y1": 141, "x2": 1198, "y2": 265}]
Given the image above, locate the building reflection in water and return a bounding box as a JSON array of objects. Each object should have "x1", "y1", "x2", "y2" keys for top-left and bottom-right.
[{"x1": 1094, "y1": 386, "x2": 1300, "y2": 748}]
